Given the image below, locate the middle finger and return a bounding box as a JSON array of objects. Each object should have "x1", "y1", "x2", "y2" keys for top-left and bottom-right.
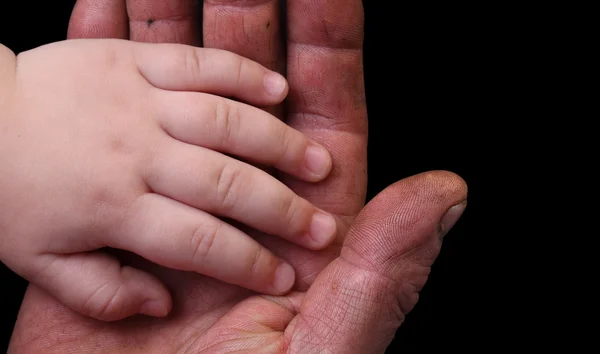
[{"x1": 203, "y1": 0, "x2": 285, "y2": 119}]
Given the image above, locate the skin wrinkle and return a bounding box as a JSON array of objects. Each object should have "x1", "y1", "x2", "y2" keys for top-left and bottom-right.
[
  {"x1": 286, "y1": 48, "x2": 366, "y2": 132},
  {"x1": 286, "y1": 198, "x2": 450, "y2": 350},
  {"x1": 80, "y1": 281, "x2": 112, "y2": 317},
  {"x1": 190, "y1": 293, "x2": 301, "y2": 352},
  {"x1": 126, "y1": 0, "x2": 199, "y2": 21},
  {"x1": 286, "y1": 2, "x2": 363, "y2": 49},
  {"x1": 395, "y1": 278, "x2": 421, "y2": 317},
  {"x1": 204, "y1": 0, "x2": 274, "y2": 8},
  {"x1": 290, "y1": 313, "x2": 329, "y2": 348},
  {"x1": 287, "y1": 113, "x2": 367, "y2": 133},
  {"x1": 290, "y1": 42, "x2": 363, "y2": 52},
  {"x1": 292, "y1": 276, "x2": 393, "y2": 351},
  {"x1": 336, "y1": 252, "x2": 407, "y2": 299},
  {"x1": 189, "y1": 222, "x2": 219, "y2": 268},
  {"x1": 172, "y1": 301, "x2": 242, "y2": 352},
  {"x1": 355, "y1": 226, "x2": 440, "y2": 272},
  {"x1": 129, "y1": 14, "x2": 194, "y2": 22},
  {"x1": 8, "y1": 0, "x2": 466, "y2": 352},
  {"x1": 126, "y1": 0, "x2": 200, "y2": 44},
  {"x1": 241, "y1": 15, "x2": 250, "y2": 45}
]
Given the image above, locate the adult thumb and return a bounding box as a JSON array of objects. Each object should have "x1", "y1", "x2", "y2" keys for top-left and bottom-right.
[
  {"x1": 289, "y1": 171, "x2": 468, "y2": 353},
  {"x1": 31, "y1": 251, "x2": 171, "y2": 321}
]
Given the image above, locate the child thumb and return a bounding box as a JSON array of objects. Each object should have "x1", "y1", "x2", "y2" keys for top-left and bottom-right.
[{"x1": 30, "y1": 251, "x2": 171, "y2": 321}]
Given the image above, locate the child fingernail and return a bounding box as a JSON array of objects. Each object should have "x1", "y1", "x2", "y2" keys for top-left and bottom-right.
[
  {"x1": 309, "y1": 211, "x2": 337, "y2": 248},
  {"x1": 273, "y1": 262, "x2": 295, "y2": 293},
  {"x1": 263, "y1": 72, "x2": 286, "y2": 96},
  {"x1": 305, "y1": 143, "x2": 332, "y2": 178}
]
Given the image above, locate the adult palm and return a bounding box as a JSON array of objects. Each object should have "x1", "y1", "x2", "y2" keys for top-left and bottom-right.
[{"x1": 9, "y1": 0, "x2": 467, "y2": 353}]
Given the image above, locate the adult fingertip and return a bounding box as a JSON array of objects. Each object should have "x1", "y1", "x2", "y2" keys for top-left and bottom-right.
[{"x1": 422, "y1": 170, "x2": 468, "y2": 197}]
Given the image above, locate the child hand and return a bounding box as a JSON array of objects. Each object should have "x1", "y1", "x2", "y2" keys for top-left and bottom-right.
[{"x1": 0, "y1": 40, "x2": 336, "y2": 321}]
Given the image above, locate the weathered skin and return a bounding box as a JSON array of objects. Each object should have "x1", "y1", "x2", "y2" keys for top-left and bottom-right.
[{"x1": 8, "y1": 1, "x2": 468, "y2": 352}]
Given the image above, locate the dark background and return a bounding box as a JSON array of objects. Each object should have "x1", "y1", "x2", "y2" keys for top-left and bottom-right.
[{"x1": 1, "y1": 1, "x2": 491, "y2": 352}]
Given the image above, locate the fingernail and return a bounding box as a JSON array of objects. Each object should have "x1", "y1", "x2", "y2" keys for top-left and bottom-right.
[
  {"x1": 273, "y1": 262, "x2": 295, "y2": 294},
  {"x1": 439, "y1": 200, "x2": 467, "y2": 238},
  {"x1": 309, "y1": 211, "x2": 337, "y2": 248},
  {"x1": 263, "y1": 72, "x2": 286, "y2": 96},
  {"x1": 304, "y1": 143, "x2": 332, "y2": 178},
  {"x1": 140, "y1": 299, "x2": 169, "y2": 317}
]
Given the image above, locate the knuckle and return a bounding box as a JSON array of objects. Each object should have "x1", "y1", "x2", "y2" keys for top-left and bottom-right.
[
  {"x1": 274, "y1": 126, "x2": 295, "y2": 166},
  {"x1": 189, "y1": 222, "x2": 220, "y2": 266},
  {"x1": 183, "y1": 47, "x2": 204, "y2": 82},
  {"x1": 234, "y1": 55, "x2": 245, "y2": 86},
  {"x1": 213, "y1": 100, "x2": 240, "y2": 146},
  {"x1": 81, "y1": 282, "x2": 123, "y2": 321},
  {"x1": 215, "y1": 164, "x2": 248, "y2": 212},
  {"x1": 246, "y1": 246, "x2": 267, "y2": 283},
  {"x1": 280, "y1": 193, "x2": 303, "y2": 235}
]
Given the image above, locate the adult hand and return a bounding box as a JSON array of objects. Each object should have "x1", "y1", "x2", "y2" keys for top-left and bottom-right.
[
  {"x1": 10, "y1": 172, "x2": 467, "y2": 353},
  {"x1": 9, "y1": 0, "x2": 468, "y2": 352}
]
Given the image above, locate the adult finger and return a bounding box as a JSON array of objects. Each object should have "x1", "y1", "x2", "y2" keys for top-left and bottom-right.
[
  {"x1": 253, "y1": 0, "x2": 368, "y2": 288},
  {"x1": 289, "y1": 171, "x2": 468, "y2": 353},
  {"x1": 203, "y1": 0, "x2": 285, "y2": 118},
  {"x1": 283, "y1": 0, "x2": 368, "y2": 222},
  {"x1": 126, "y1": 0, "x2": 201, "y2": 45},
  {"x1": 67, "y1": 0, "x2": 129, "y2": 39}
]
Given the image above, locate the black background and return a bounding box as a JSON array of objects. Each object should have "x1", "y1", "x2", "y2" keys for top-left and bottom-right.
[{"x1": 1, "y1": 1, "x2": 491, "y2": 352}]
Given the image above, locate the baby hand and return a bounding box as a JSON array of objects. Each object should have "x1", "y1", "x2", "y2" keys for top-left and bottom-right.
[{"x1": 0, "y1": 40, "x2": 336, "y2": 321}]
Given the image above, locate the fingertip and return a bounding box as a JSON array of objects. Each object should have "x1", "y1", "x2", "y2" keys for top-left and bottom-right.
[
  {"x1": 67, "y1": 0, "x2": 128, "y2": 39},
  {"x1": 303, "y1": 142, "x2": 333, "y2": 181},
  {"x1": 120, "y1": 266, "x2": 172, "y2": 318},
  {"x1": 263, "y1": 71, "x2": 288, "y2": 100},
  {"x1": 272, "y1": 262, "x2": 296, "y2": 294},
  {"x1": 139, "y1": 298, "x2": 171, "y2": 318},
  {"x1": 307, "y1": 210, "x2": 338, "y2": 250},
  {"x1": 414, "y1": 170, "x2": 468, "y2": 204}
]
